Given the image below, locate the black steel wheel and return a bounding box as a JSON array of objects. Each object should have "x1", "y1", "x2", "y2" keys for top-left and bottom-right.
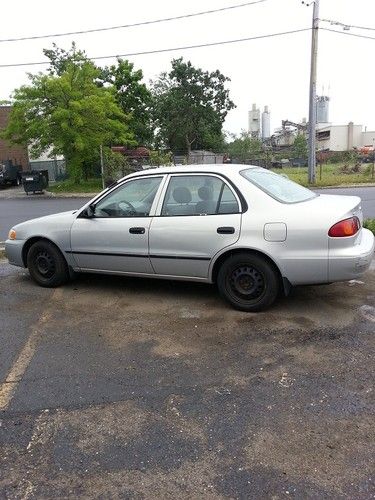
[
  {"x1": 217, "y1": 253, "x2": 279, "y2": 311},
  {"x1": 27, "y1": 240, "x2": 69, "y2": 287}
]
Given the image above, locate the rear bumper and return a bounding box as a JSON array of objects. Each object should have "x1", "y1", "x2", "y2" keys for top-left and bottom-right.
[
  {"x1": 5, "y1": 239, "x2": 25, "y2": 267},
  {"x1": 328, "y1": 228, "x2": 375, "y2": 282}
]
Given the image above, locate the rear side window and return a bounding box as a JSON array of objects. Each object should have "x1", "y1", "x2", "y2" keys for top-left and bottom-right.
[
  {"x1": 240, "y1": 168, "x2": 317, "y2": 203},
  {"x1": 161, "y1": 175, "x2": 239, "y2": 216}
]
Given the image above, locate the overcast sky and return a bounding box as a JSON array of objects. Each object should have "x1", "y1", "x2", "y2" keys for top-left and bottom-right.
[{"x1": 1, "y1": 0, "x2": 374, "y2": 136}]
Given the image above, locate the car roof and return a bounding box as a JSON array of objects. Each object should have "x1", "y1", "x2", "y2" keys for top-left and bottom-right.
[{"x1": 123, "y1": 163, "x2": 259, "y2": 180}]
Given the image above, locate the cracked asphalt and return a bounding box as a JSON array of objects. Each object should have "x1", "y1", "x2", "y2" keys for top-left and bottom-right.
[{"x1": 0, "y1": 261, "x2": 374, "y2": 499}]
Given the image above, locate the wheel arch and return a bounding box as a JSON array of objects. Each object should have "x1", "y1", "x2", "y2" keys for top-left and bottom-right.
[
  {"x1": 22, "y1": 236, "x2": 66, "y2": 267},
  {"x1": 210, "y1": 247, "x2": 289, "y2": 294}
]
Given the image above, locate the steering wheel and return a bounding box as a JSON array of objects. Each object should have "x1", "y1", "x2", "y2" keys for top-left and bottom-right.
[{"x1": 117, "y1": 200, "x2": 137, "y2": 215}]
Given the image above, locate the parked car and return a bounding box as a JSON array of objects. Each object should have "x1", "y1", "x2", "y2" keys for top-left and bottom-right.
[
  {"x1": 5, "y1": 165, "x2": 374, "y2": 311},
  {"x1": 0, "y1": 160, "x2": 22, "y2": 187}
]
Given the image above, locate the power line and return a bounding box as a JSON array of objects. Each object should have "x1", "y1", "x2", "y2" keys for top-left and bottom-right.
[
  {"x1": 0, "y1": 28, "x2": 311, "y2": 69},
  {"x1": 321, "y1": 27, "x2": 375, "y2": 41},
  {"x1": 0, "y1": 0, "x2": 267, "y2": 43},
  {"x1": 320, "y1": 18, "x2": 375, "y2": 32}
]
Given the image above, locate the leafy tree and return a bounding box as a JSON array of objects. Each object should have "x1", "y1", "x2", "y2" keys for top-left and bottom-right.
[
  {"x1": 99, "y1": 59, "x2": 153, "y2": 146},
  {"x1": 225, "y1": 131, "x2": 263, "y2": 161},
  {"x1": 44, "y1": 45, "x2": 153, "y2": 147},
  {"x1": 152, "y1": 58, "x2": 235, "y2": 154},
  {"x1": 43, "y1": 42, "x2": 89, "y2": 76},
  {"x1": 149, "y1": 150, "x2": 173, "y2": 166},
  {"x1": 2, "y1": 60, "x2": 134, "y2": 182},
  {"x1": 102, "y1": 148, "x2": 132, "y2": 181},
  {"x1": 292, "y1": 133, "x2": 308, "y2": 159}
]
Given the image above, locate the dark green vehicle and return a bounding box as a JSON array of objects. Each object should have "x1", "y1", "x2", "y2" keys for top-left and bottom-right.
[{"x1": 0, "y1": 160, "x2": 22, "y2": 187}]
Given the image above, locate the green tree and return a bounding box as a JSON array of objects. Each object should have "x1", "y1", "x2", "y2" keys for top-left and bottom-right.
[
  {"x1": 44, "y1": 44, "x2": 153, "y2": 147},
  {"x1": 2, "y1": 60, "x2": 133, "y2": 182},
  {"x1": 152, "y1": 58, "x2": 235, "y2": 154},
  {"x1": 225, "y1": 131, "x2": 263, "y2": 161},
  {"x1": 292, "y1": 133, "x2": 308, "y2": 159},
  {"x1": 43, "y1": 42, "x2": 89, "y2": 76},
  {"x1": 99, "y1": 59, "x2": 153, "y2": 146}
]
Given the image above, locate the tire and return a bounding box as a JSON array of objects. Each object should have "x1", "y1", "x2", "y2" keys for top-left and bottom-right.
[
  {"x1": 217, "y1": 253, "x2": 279, "y2": 312},
  {"x1": 27, "y1": 240, "x2": 69, "y2": 287}
]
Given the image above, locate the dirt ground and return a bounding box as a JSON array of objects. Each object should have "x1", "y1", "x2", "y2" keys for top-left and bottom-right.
[{"x1": 0, "y1": 261, "x2": 374, "y2": 499}]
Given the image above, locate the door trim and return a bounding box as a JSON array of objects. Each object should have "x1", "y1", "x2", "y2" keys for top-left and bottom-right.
[{"x1": 66, "y1": 249, "x2": 210, "y2": 261}]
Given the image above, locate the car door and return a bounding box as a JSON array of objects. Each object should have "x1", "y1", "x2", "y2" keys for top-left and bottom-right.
[
  {"x1": 70, "y1": 175, "x2": 164, "y2": 274},
  {"x1": 149, "y1": 173, "x2": 242, "y2": 279}
]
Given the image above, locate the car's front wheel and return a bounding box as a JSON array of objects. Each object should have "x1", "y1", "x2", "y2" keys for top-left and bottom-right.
[
  {"x1": 27, "y1": 240, "x2": 69, "y2": 287},
  {"x1": 217, "y1": 253, "x2": 279, "y2": 312}
]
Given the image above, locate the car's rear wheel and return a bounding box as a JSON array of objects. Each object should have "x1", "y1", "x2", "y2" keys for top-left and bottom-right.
[
  {"x1": 217, "y1": 253, "x2": 279, "y2": 311},
  {"x1": 27, "y1": 240, "x2": 69, "y2": 287}
]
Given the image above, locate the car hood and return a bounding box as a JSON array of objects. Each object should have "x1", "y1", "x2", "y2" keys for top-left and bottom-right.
[{"x1": 11, "y1": 210, "x2": 78, "y2": 240}]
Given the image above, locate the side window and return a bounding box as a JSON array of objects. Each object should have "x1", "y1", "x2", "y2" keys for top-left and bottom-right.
[
  {"x1": 95, "y1": 177, "x2": 162, "y2": 218},
  {"x1": 218, "y1": 184, "x2": 240, "y2": 214},
  {"x1": 161, "y1": 175, "x2": 239, "y2": 216}
]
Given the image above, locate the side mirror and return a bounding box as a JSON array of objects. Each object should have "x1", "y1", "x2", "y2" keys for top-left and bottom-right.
[{"x1": 85, "y1": 204, "x2": 96, "y2": 218}]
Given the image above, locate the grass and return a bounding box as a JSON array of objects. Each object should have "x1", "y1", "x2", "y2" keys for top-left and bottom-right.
[
  {"x1": 364, "y1": 219, "x2": 375, "y2": 235},
  {"x1": 48, "y1": 178, "x2": 103, "y2": 193},
  {"x1": 273, "y1": 163, "x2": 375, "y2": 187}
]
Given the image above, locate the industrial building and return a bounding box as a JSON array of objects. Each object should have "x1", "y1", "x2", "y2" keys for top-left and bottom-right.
[
  {"x1": 248, "y1": 104, "x2": 270, "y2": 140},
  {"x1": 317, "y1": 123, "x2": 375, "y2": 152},
  {"x1": 269, "y1": 95, "x2": 375, "y2": 152}
]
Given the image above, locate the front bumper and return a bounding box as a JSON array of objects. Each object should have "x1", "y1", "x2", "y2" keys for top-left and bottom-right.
[
  {"x1": 5, "y1": 239, "x2": 25, "y2": 267},
  {"x1": 328, "y1": 228, "x2": 375, "y2": 282}
]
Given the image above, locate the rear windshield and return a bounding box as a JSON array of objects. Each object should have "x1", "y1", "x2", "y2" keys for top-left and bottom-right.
[{"x1": 240, "y1": 168, "x2": 317, "y2": 204}]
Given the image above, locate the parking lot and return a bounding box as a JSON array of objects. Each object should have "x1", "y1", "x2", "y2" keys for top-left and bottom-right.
[{"x1": 1, "y1": 260, "x2": 374, "y2": 499}]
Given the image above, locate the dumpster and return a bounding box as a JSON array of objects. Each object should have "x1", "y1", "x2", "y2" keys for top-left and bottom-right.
[{"x1": 22, "y1": 170, "x2": 49, "y2": 195}]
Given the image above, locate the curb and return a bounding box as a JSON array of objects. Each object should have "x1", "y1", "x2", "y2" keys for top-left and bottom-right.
[
  {"x1": 313, "y1": 183, "x2": 375, "y2": 190},
  {"x1": 44, "y1": 191, "x2": 96, "y2": 198}
]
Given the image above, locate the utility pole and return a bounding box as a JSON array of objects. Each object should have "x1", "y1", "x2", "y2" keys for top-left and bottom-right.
[{"x1": 307, "y1": 0, "x2": 320, "y2": 184}]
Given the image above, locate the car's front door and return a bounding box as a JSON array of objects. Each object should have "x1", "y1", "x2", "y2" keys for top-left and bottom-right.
[
  {"x1": 70, "y1": 175, "x2": 164, "y2": 274},
  {"x1": 149, "y1": 174, "x2": 242, "y2": 279}
]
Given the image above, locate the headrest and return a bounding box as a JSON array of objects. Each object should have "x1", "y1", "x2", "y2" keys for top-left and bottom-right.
[
  {"x1": 197, "y1": 186, "x2": 213, "y2": 201},
  {"x1": 172, "y1": 186, "x2": 192, "y2": 204}
]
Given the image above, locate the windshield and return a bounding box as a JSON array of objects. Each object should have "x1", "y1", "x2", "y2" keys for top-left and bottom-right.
[{"x1": 240, "y1": 168, "x2": 317, "y2": 204}]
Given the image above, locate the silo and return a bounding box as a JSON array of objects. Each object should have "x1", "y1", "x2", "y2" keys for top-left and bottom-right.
[
  {"x1": 261, "y1": 106, "x2": 271, "y2": 139},
  {"x1": 316, "y1": 96, "x2": 329, "y2": 123},
  {"x1": 248, "y1": 103, "x2": 261, "y2": 138}
]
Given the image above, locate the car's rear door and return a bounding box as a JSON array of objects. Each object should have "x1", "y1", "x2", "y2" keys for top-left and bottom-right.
[
  {"x1": 70, "y1": 175, "x2": 165, "y2": 274},
  {"x1": 149, "y1": 173, "x2": 242, "y2": 279}
]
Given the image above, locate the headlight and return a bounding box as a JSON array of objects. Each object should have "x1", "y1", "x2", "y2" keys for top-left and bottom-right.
[{"x1": 8, "y1": 229, "x2": 16, "y2": 240}]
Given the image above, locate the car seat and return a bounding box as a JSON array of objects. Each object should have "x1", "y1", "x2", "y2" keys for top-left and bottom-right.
[{"x1": 195, "y1": 186, "x2": 217, "y2": 215}]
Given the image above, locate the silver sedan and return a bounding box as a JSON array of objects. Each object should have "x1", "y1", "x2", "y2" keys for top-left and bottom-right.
[{"x1": 5, "y1": 165, "x2": 375, "y2": 311}]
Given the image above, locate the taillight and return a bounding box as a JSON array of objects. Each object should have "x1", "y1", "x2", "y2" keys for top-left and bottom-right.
[{"x1": 328, "y1": 216, "x2": 360, "y2": 237}]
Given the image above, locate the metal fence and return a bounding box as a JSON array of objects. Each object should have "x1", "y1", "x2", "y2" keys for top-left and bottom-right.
[{"x1": 28, "y1": 159, "x2": 67, "y2": 182}]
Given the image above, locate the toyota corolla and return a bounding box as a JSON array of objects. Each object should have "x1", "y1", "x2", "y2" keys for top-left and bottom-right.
[{"x1": 5, "y1": 165, "x2": 374, "y2": 311}]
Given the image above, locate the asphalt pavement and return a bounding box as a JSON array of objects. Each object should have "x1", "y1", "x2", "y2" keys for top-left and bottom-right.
[
  {"x1": 1, "y1": 185, "x2": 375, "y2": 241},
  {"x1": 0, "y1": 261, "x2": 374, "y2": 497},
  {"x1": 0, "y1": 195, "x2": 88, "y2": 241}
]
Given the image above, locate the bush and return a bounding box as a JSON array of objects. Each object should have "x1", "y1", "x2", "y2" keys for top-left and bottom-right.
[
  {"x1": 363, "y1": 219, "x2": 375, "y2": 235},
  {"x1": 149, "y1": 150, "x2": 173, "y2": 166},
  {"x1": 327, "y1": 151, "x2": 358, "y2": 164}
]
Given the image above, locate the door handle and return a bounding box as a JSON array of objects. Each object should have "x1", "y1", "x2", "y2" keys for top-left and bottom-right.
[
  {"x1": 129, "y1": 227, "x2": 145, "y2": 234},
  {"x1": 217, "y1": 226, "x2": 235, "y2": 234}
]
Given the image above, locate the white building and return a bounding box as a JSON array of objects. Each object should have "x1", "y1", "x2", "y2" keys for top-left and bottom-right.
[
  {"x1": 248, "y1": 103, "x2": 261, "y2": 138},
  {"x1": 261, "y1": 106, "x2": 271, "y2": 139},
  {"x1": 316, "y1": 122, "x2": 375, "y2": 151}
]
